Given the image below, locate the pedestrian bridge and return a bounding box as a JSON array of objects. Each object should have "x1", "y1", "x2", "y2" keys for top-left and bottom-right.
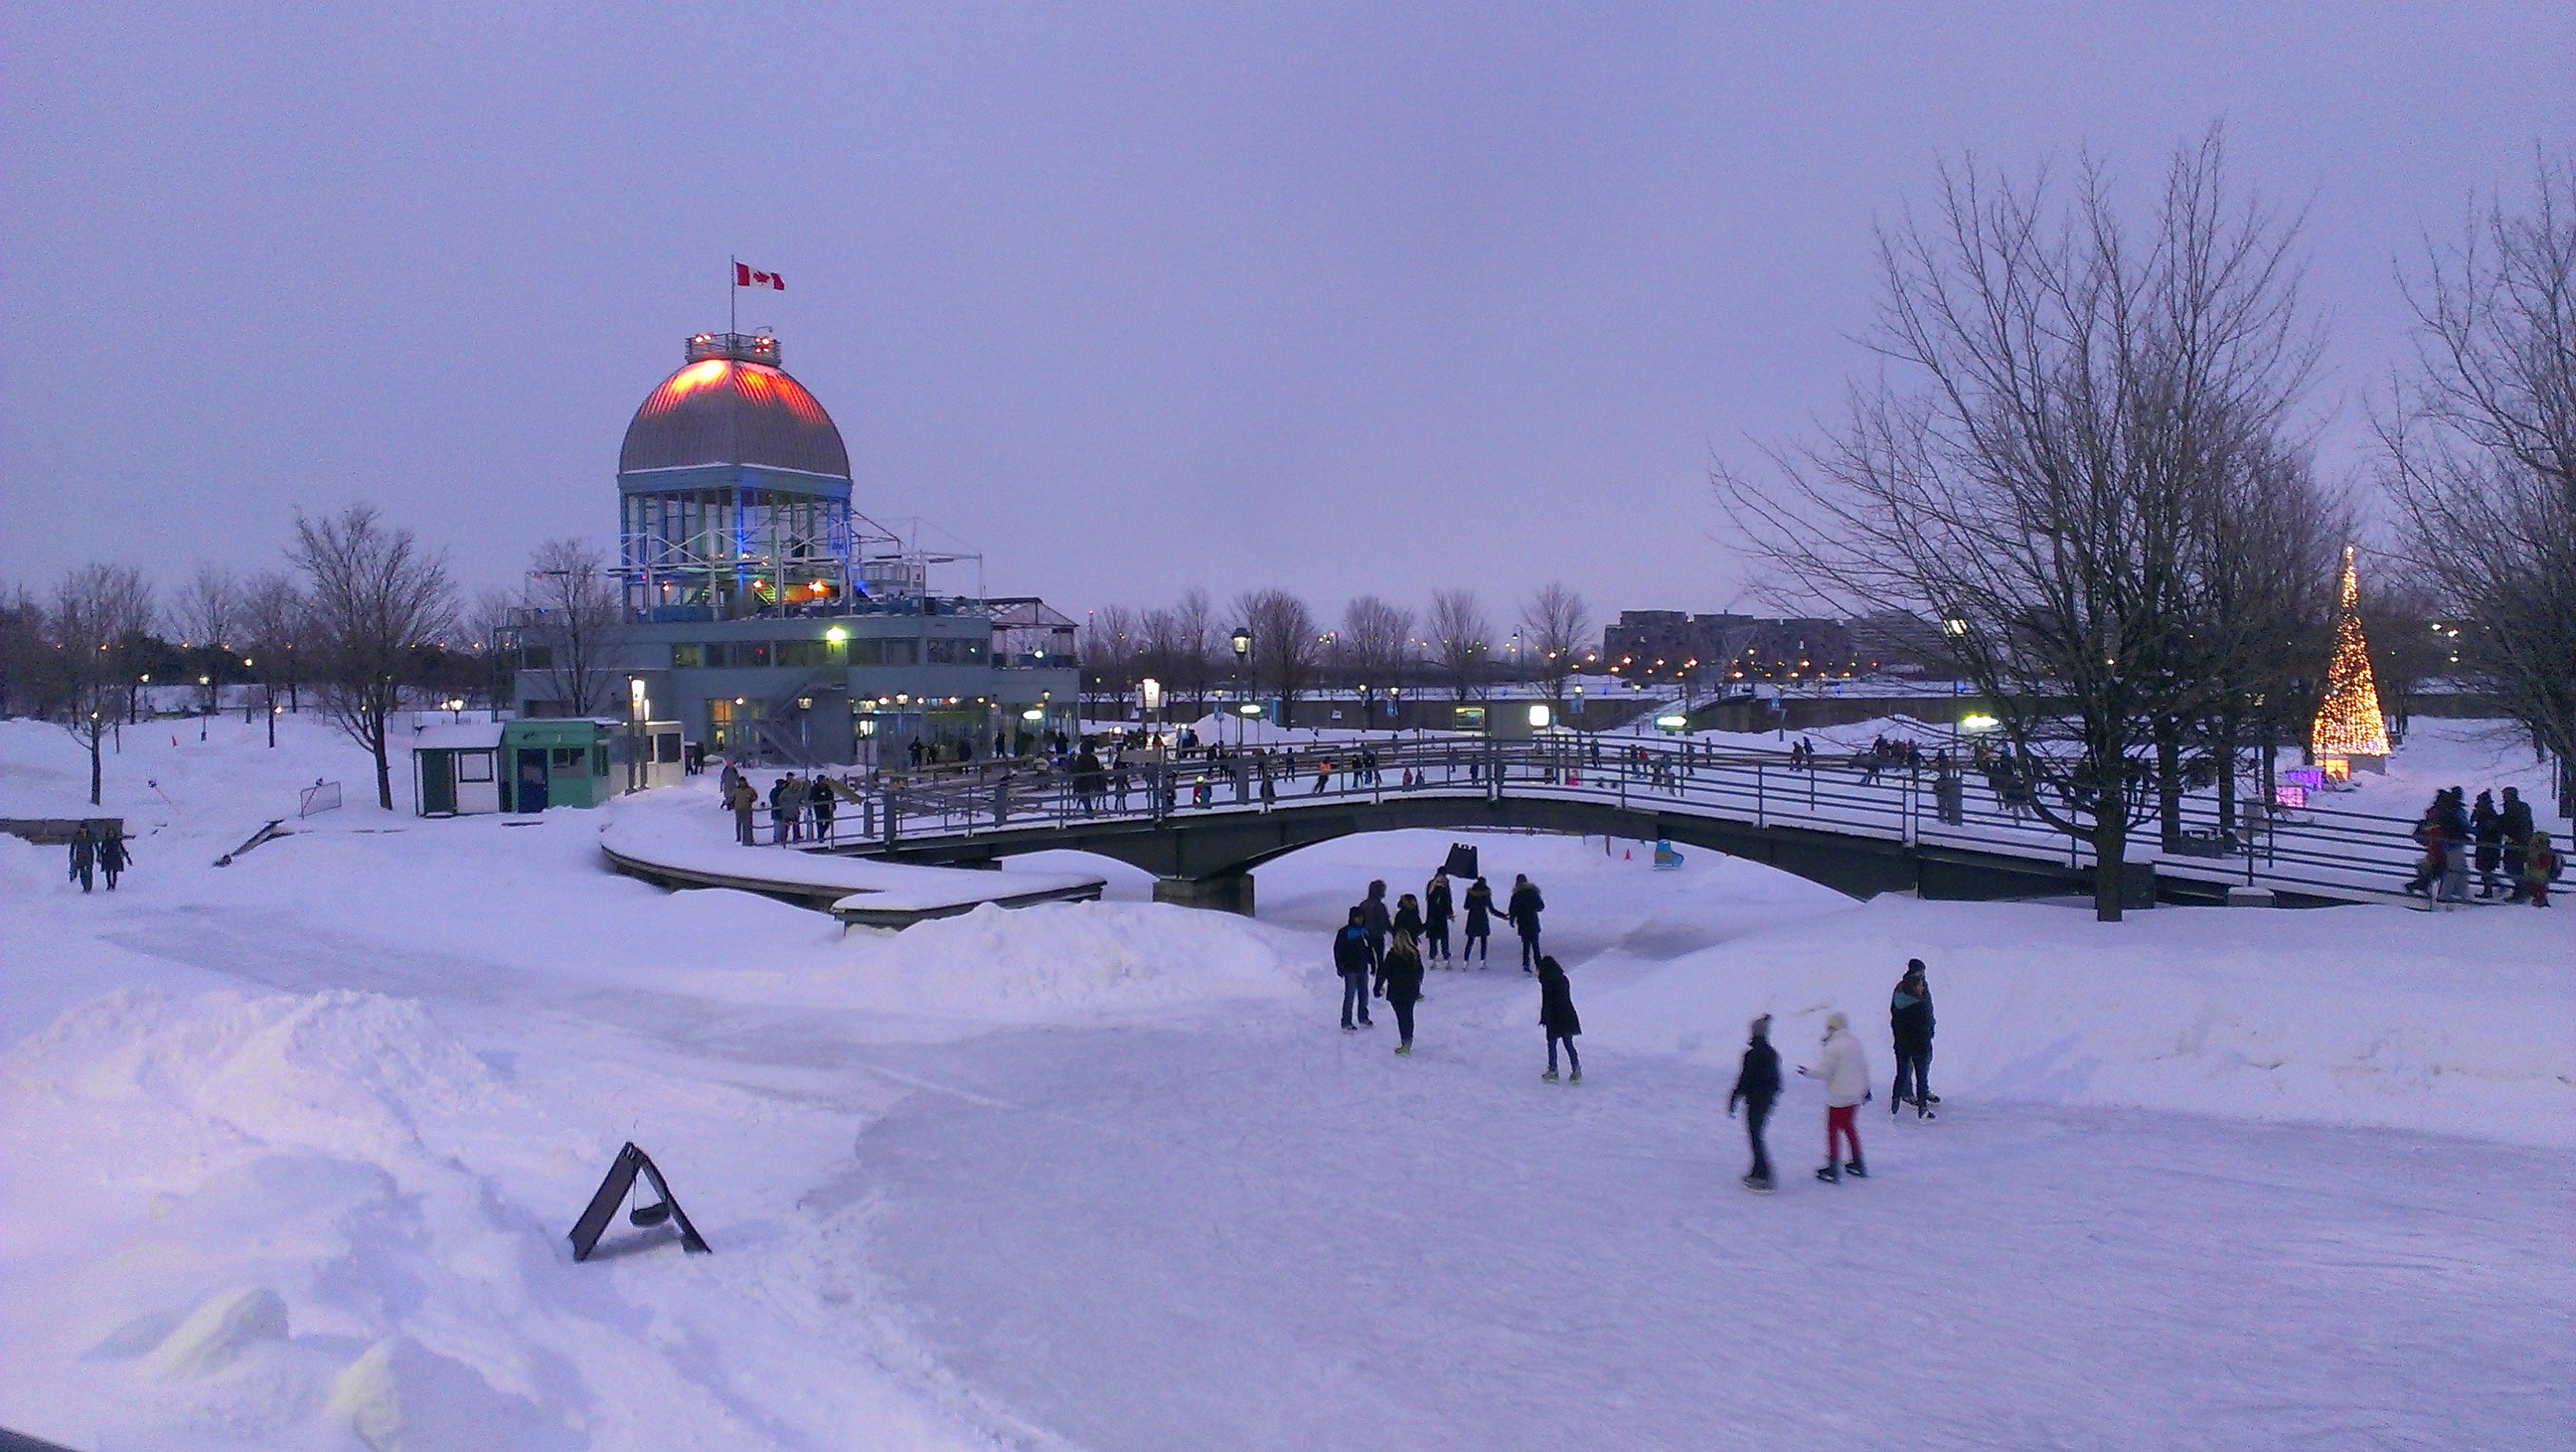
[{"x1": 822, "y1": 737, "x2": 2421, "y2": 915}]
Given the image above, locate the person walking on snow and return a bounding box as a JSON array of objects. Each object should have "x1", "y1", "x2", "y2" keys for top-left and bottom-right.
[
  {"x1": 1382, "y1": 928, "x2": 1426, "y2": 1055},
  {"x1": 2499, "y1": 788, "x2": 2535, "y2": 901},
  {"x1": 727, "y1": 776, "x2": 758, "y2": 845},
  {"x1": 1422, "y1": 874, "x2": 1454, "y2": 964},
  {"x1": 98, "y1": 831, "x2": 132, "y2": 891},
  {"x1": 1462, "y1": 877, "x2": 1496, "y2": 965},
  {"x1": 1799, "y1": 1012, "x2": 1870, "y2": 1182},
  {"x1": 68, "y1": 825, "x2": 96, "y2": 893},
  {"x1": 2471, "y1": 790, "x2": 2505, "y2": 899},
  {"x1": 1728, "y1": 1015, "x2": 1783, "y2": 1192},
  {"x1": 1537, "y1": 955, "x2": 1582, "y2": 1083},
  {"x1": 1335, "y1": 907, "x2": 1376, "y2": 1031},
  {"x1": 1889, "y1": 960, "x2": 1937, "y2": 1119},
  {"x1": 1507, "y1": 874, "x2": 1546, "y2": 972}
]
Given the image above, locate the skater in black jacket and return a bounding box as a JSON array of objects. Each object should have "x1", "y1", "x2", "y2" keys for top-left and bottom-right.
[
  {"x1": 1382, "y1": 929, "x2": 1426, "y2": 1055},
  {"x1": 1423, "y1": 874, "x2": 1455, "y2": 964},
  {"x1": 1537, "y1": 956, "x2": 1582, "y2": 1083},
  {"x1": 1507, "y1": 874, "x2": 1546, "y2": 971},
  {"x1": 1889, "y1": 959, "x2": 1937, "y2": 1118},
  {"x1": 1728, "y1": 1015, "x2": 1782, "y2": 1191},
  {"x1": 1333, "y1": 908, "x2": 1376, "y2": 1031}
]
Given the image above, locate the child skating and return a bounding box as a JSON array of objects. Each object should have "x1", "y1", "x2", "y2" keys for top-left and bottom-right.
[{"x1": 1799, "y1": 1012, "x2": 1870, "y2": 1181}]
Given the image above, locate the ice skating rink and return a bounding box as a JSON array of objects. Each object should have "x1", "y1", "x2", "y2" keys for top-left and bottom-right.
[{"x1": 3, "y1": 717, "x2": 2569, "y2": 1450}]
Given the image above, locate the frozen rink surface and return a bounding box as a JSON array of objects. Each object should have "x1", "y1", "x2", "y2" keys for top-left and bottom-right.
[{"x1": 856, "y1": 992, "x2": 2574, "y2": 1452}]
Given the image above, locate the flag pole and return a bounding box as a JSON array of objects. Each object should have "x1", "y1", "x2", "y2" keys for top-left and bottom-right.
[{"x1": 728, "y1": 255, "x2": 737, "y2": 336}]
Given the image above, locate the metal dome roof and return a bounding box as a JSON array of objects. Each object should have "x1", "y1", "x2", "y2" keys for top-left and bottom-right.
[{"x1": 619, "y1": 341, "x2": 850, "y2": 480}]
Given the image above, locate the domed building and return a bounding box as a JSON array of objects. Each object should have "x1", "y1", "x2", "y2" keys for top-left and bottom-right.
[
  {"x1": 506, "y1": 331, "x2": 1077, "y2": 773},
  {"x1": 619, "y1": 332, "x2": 856, "y2": 618}
]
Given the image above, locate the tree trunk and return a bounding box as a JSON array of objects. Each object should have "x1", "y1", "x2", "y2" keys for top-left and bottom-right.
[
  {"x1": 265, "y1": 687, "x2": 278, "y2": 747},
  {"x1": 2155, "y1": 721, "x2": 2183, "y2": 851},
  {"x1": 2092, "y1": 809, "x2": 2128, "y2": 922},
  {"x1": 2215, "y1": 712, "x2": 2238, "y2": 836},
  {"x1": 89, "y1": 729, "x2": 103, "y2": 806}
]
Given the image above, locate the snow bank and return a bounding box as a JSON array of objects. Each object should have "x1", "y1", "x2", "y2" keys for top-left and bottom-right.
[
  {"x1": 1581, "y1": 895, "x2": 2576, "y2": 1147},
  {"x1": 822, "y1": 900, "x2": 1307, "y2": 1022},
  {"x1": 597, "y1": 780, "x2": 1106, "y2": 911}
]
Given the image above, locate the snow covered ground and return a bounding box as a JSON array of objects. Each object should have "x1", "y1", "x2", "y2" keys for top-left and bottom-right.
[{"x1": 2, "y1": 714, "x2": 2570, "y2": 1450}]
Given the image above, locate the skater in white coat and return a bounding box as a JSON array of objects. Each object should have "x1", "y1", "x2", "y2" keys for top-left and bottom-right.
[{"x1": 1798, "y1": 1012, "x2": 1870, "y2": 1182}]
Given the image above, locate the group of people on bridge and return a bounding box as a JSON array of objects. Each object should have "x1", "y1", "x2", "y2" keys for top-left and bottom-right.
[{"x1": 2404, "y1": 785, "x2": 2559, "y2": 907}]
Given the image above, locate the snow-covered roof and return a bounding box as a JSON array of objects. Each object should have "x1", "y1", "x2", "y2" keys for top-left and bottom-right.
[{"x1": 411, "y1": 722, "x2": 504, "y2": 750}]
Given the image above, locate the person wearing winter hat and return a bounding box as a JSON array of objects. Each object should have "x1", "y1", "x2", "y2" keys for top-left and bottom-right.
[
  {"x1": 1889, "y1": 959, "x2": 1937, "y2": 1119},
  {"x1": 1798, "y1": 1011, "x2": 1870, "y2": 1182},
  {"x1": 1727, "y1": 1015, "x2": 1784, "y2": 1192}
]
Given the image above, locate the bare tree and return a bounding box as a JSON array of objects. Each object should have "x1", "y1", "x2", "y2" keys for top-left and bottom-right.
[
  {"x1": 1518, "y1": 582, "x2": 1593, "y2": 702},
  {"x1": 167, "y1": 564, "x2": 243, "y2": 715},
  {"x1": 1077, "y1": 604, "x2": 1140, "y2": 713},
  {"x1": 1233, "y1": 588, "x2": 1321, "y2": 720},
  {"x1": 2383, "y1": 153, "x2": 2576, "y2": 813},
  {"x1": 1425, "y1": 589, "x2": 1492, "y2": 702},
  {"x1": 1720, "y1": 133, "x2": 2323, "y2": 920},
  {"x1": 51, "y1": 564, "x2": 156, "y2": 804},
  {"x1": 2357, "y1": 575, "x2": 2449, "y2": 746},
  {"x1": 291, "y1": 505, "x2": 457, "y2": 810},
  {"x1": 1340, "y1": 594, "x2": 1416, "y2": 692},
  {"x1": 239, "y1": 571, "x2": 309, "y2": 747},
  {"x1": 523, "y1": 537, "x2": 627, "y2": 717},
  {"x1": 1170, "y1": 586, "x2": 1218, "y2": 710}
]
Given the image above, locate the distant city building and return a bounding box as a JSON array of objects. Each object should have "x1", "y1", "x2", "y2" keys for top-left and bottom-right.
[
  {"x1": 507, "y1": 331, "x2": 1078, "y2": 767},
  {"x1": 1599, "y1": 608, "x2": 1949, "y2": 687}
]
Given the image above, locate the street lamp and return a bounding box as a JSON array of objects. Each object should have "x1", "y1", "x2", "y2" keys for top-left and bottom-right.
[
  {"x1": 1229, "y1": 627, "x2": 1252, "y2": 746},
  {"x1": 197, "y1": 675, "x2": 211, "y2": 740},
  {"x1": 628, "y1": 676, "x2": 648, "y2": 792}
]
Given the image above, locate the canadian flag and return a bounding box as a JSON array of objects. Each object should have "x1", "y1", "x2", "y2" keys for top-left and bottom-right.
[{"x1": 734, "y1": 262, "x2": 784, "y2": 290}]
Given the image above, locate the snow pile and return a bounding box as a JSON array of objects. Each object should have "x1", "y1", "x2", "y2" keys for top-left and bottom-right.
[
  {"x1": 1581, "y1": 895, "x2": 2576, "y2": 1147},
  {"x1": 0, "y1": 987, "x2": 592, "y2": 1451},
  {"x1": 829, "y1": 900, "x2": 1308, "y2": 1021}
]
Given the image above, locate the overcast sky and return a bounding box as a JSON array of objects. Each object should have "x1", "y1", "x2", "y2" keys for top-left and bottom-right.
[{"x1": 4, "y1": 4, "x2": 2567, "y2": 628}]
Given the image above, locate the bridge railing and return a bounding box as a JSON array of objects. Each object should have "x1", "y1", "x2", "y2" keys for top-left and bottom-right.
[{"x1": 845, "y1": 735, "x2": 2435, "y2": 905}]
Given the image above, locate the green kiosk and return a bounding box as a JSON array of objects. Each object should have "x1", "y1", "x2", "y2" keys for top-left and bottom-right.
[{"x1": 498, "y1": 720, "x2": 617, "y2": 812}]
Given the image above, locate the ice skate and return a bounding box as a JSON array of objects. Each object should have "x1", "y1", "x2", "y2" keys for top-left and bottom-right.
[
  {"x1": 1567, "y1": 1069, "x2": 1582, "y2": 1084},
  {"x1": 1844, "y1": 1157, "x2": 1866, "y2": 1178},
  {"x1": 1541, "y1": 1070, "x2": 1559, "y2": 1083},
  {"x1": 1394, "y1": 1044, "x2": 1412, "y2": 1056},
  {"x1": 1740, "y1": 1173, "x2": 1773, "y2": 1194},
  {"x1": 1814, "y1": 1162, "x2": 1839, "y2": 1184}
]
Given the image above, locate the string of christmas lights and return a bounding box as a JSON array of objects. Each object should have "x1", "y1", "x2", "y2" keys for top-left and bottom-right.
[{"x1": 2311, "y1": 544, "x2": 2391, "y2": 759}]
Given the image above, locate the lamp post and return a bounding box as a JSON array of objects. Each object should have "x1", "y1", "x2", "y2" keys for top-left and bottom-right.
[
  {"x1": 1230, "y1": 627, "x2": 1252, "y2": 747},
  {"x1": 197, "y1": 675, "x2": 211, "y2": 740},
  {"x1": 628, "y1": 676, "x2": 647, "y2": 793}
]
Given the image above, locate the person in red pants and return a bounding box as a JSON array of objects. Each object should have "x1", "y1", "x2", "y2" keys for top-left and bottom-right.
[{"x1": 1799, "y1": 1011, "x2": 1871, "y2": 1182}]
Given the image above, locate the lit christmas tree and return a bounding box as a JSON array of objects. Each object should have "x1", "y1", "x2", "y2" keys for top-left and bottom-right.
[{"x1": 2311, "y1": 544, "x2": 2391, "y2": 761}]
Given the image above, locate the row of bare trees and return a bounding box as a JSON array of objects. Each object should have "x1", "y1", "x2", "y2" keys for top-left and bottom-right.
[
  {"x1": 1076, "y1": 583, "x2": 1594, "y2": 716},
  {"x1": 1721, "y1": 132, "x2": 2574, "y2": 920},
  {"x1": 5, "y1": 507, "x2": 465, "y2": 809},
  {"x1": 2382, "y1": 153, "x2": 2576, "y2": 814}
]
